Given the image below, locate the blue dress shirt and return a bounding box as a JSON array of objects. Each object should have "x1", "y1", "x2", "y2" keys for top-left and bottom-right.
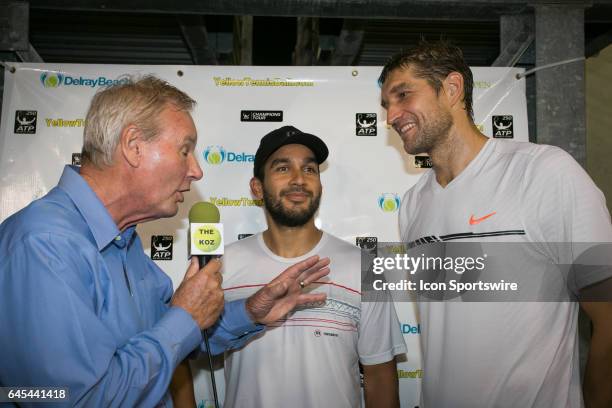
[{"x1": 0, "y1": 166, "x2": 262, "y2": 407}]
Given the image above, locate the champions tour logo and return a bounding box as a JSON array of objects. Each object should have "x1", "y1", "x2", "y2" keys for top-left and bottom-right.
[
  {"x1": 414, "y1": 155, "x2": 432, "y2": 168},
  {"x1": 203, "y1": 146, "x2": 254, "y2": 165},
  {"x1": 40, "y1": 71, "x2": 130, "y2": 88},
  {"x1": 378, "y1": 193, "x2": 401, "y2": 213}
]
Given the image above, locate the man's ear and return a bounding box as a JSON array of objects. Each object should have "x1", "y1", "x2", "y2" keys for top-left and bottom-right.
[
  {"x1": 120, "y1": 125, "x2": 144, "y2": 168},
  {"x1": 250, "y1": 177, "x2": 264, "y2": 200},
  {"x1": 443, "y1": 72, "x2": 464, "y2": 110}
]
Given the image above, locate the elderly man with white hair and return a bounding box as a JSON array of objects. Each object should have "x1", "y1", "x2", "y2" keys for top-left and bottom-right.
[{"x1": 0, "y1": 76, "x2": 330, "y2": 407}]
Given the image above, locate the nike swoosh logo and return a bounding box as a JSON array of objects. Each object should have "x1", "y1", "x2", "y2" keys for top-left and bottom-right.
[{"x1": 469, "y1": 212, "x2": 497, "y2": 225}]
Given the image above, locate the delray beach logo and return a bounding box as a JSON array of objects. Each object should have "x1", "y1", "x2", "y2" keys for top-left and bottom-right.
[
  {"x1": 400, "y1": 323, "x2": 421, "y2": 334},
  {"x1": 203, "y1": 145, "x2": 254, "y2": 165},
  {"x1": 378, "y1": 193, "x2": 401, "y2": 213},
  {"x1": 40, "y1": 72, "x2": 64, "y2": 88},
  {"x1": 203, "y1": 146, "x2": 226, "y2": 164},
  {"x1": 40, "y1": 71, "x2": 130, "y2": 88}
]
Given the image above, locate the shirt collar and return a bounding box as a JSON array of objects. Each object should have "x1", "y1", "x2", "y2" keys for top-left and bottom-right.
[{"x1": 57, "y1": 165, "x2": 121, "y2": 251}]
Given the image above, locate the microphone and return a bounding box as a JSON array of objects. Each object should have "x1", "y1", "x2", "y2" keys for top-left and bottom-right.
[
  {"x1": 187, "y1": 201, "x2": 224, "y2": 408},
  {"x1": 188, "y1": 201, "x2": 224, "y2": 265}
]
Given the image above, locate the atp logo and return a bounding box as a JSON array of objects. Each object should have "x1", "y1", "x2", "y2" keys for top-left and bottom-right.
[
  {"x1": 14, "y1": 110, "x2": 37, "y2": 134},
  {"x1": 356, "y1": 113, "x2": 377, "y2": 136},
  {"x1": 492, "y1": 115, "x2": 514, "y2": 139},
  {"x1": 151, "y1": 235, "x2": 173, "y2": 260},
  {"x1": 72, "y1": 153, "x2": 82, "y2": 166},
  {"x1": 40, "y1": 72, "x2": 64, "y2": 88},
  {"x1": 203, "y1": 146, "x2": 226, "y2": 165},
  {"x1": 378, "y1": 193, "x2": 401, "y2": 213}
]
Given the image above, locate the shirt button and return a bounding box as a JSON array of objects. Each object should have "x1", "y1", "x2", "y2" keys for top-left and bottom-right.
[{"x1": 115, "y1": 236, "x2": 122, "y2": 241}]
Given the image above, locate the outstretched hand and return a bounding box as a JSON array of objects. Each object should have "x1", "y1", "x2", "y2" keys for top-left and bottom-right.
[{"x1": 245, "y1": 255, "x2": 330, "y2": 325}]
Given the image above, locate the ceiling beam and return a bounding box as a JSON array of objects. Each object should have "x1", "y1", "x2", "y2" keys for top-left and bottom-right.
[
  {"x1": 177, "y1": 15, "x2": 218, "y2": 65},
  {"x1": 0, "y1": 1, "x2": 29, "y2": 51},
  {"x1": 293, "y1": 17, "x2": 318, "y2": 65},
  {"x1": 492, "y1": 14, "x2": 534, "y2": 67},
  {"x1": 16, "y1": 42, "x2": 44, "y2": 62},
  {"x1": 332, "y1": 19, "x2": 365, "y2": 65},
  {"x1": 233, "y1": 16, "x2": 252, "y2": 65},
  {"x1": 27, "y1": 0, "x2": 589, "y2": 21}
]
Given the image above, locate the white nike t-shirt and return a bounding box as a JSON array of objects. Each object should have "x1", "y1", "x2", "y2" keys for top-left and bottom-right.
[
  {"x1": 399, "y1": 139, "x2": 612, "y2": 408},
  {"x1": 221, "y1": 232, "x2": 407, "y2": 408}
]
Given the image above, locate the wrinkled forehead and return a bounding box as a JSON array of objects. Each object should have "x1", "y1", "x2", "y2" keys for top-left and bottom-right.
[
  {"x1": 381, "y1": 65, "x2": 422, "y2": 91},
  {"x1": 380, "y1": 66, "x2": 423, "y2": 108},
  {"x1": 159, "y1": 106, "x2": 198, "y2": 145}
]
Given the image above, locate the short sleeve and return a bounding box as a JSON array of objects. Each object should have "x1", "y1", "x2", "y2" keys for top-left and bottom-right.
[
  {"x1": 358, "y1": 298, "x2": 407, "y2": 366},
  {"x1": 520, "y1": 146, "x2": 612, "y2": 291}
]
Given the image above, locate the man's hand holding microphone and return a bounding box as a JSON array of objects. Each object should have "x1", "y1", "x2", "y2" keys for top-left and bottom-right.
[{"x1": 171, "y1": 256, "x2": 225, "y2": 329}]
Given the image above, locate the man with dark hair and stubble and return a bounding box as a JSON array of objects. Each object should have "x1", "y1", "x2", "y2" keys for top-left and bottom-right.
[
  {"x1": 0, "y1": 76, "x2": 330, "y2": 407},
  {"x1": 379, "y1": 41, "x2": 612, "y2": 407},
  {"x1": 220, "y1": 126, "x2": 407, "y2": 407}
]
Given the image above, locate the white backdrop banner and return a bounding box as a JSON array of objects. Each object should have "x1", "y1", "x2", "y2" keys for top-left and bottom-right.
[{"x1": 0, "y1": 63, "x2": 527, "y2": 407}]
